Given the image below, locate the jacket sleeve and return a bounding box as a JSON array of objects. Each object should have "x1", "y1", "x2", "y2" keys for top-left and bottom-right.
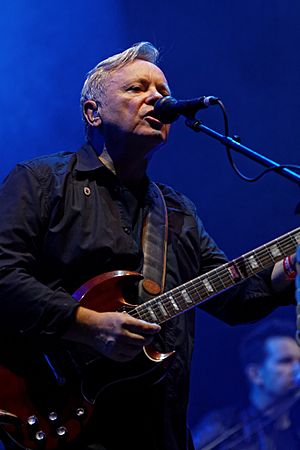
[{"x1": 0, "y1": 164, "x2": 79, "y2": 340}]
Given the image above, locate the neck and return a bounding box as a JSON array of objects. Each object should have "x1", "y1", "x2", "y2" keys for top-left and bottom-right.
[
  {"x1": 101, "y1": 147, "x2": 148, "y2": 186},
  {"x1": 249, "y1": 389, "x2": 293, "y2": 430},
  {"x1": 250, "y1": 388, "x2": 292, "y2": 416},
  {"x1": 89, "y1": 134, "x2": 151, "y2": 187},
  {"x1": 250, "y1": 389, "x2": 274, "y2": 411}
]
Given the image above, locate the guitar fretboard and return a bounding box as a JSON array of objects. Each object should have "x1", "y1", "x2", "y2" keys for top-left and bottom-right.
[{"x1": 130, "y1": 227, "x2": 300, "y2": 324}]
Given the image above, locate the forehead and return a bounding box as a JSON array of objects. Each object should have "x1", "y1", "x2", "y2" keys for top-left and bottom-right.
[
  {"x1": 264, "y1": 336, "x2": 300, "y2": 361},
  {"x1": 108, "y1": 59, "x2": 169, "y2": 87}
]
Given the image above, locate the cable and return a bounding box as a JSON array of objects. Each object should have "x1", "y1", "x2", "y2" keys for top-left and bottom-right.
[{"x1": 216, "y1": 100, "x2": 300, "y2": 182}]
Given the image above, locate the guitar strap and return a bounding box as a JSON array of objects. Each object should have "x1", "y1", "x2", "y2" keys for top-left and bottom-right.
[
  {"x1": 139, "y1": 182, "x2": 168, "y2": 300},
  {"x1": 98, "y1": 152, "x2": 168, "y2": 298}
]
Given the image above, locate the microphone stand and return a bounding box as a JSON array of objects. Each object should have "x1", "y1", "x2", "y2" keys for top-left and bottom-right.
[{"x1": 185, "y1": 117, "x2": 300, "y2": 186}]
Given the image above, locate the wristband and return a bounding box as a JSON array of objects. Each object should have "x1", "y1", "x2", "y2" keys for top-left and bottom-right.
[{"x1": 283, "y1": 255, "x2": 297, "y2": 280}]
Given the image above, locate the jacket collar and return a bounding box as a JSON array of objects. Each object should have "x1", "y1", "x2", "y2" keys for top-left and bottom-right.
[
  {"x1": 74, "y1": 143, "x2": 157, "y2": 205},
  {"x1": 74, "y1": 143, "x2": 104, "y2": 173}
]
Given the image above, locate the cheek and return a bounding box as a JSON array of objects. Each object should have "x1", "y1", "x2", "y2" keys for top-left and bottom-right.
[
  {"x1": 262, "y1": 366, "x2": 283, "y2": 386},
  {"x1": 272, "y1": 367, "x2": 292, "y2": 386}
]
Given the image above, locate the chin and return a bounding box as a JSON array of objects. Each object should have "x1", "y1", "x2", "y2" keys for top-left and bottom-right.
[
  {"x1": 141, "y1": 123, "x2": 168, "y2": 139},
  {"x1": 138, "y1": 131, "x2": 167, "y2": 146}
]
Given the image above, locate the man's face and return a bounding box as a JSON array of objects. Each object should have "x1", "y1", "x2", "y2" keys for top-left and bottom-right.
[
  {"x1": 97, "y1": 59, "x2": 171, "y2": 154},
  {"x1": 258, "y1": 336, "x2": 300, "y2": 398}
]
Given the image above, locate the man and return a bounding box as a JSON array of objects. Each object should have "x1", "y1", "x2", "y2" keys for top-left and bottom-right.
[
  {"x1": 192, "y1": 320, "x2": 300, "y2": 449},
  {"x1": 0, "y1": 42, "x2": 297, "y2": 450}
]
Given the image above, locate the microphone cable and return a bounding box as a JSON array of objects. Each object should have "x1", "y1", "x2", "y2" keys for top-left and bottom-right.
[{"x1": 215, "y1": 99, "x2": 300, "y2": 183}]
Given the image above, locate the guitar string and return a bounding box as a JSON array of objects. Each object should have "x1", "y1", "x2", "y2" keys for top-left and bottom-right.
[{"x1": 130, "y1": 232, "x2": 300, "y2": 323}]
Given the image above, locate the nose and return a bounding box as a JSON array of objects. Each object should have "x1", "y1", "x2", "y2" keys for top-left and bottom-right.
[{"x1": 145, "y1": 88, "x2": 164, "y2": 106}]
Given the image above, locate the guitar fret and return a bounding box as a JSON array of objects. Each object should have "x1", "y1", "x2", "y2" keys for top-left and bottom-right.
[
  {"x1": 147, "y1": 306, "x2": 158, "y2": 322},
  {"x1": 132, "y1": 308, "x2": 143, "y2": 320},
  {"x1": 168, "y1": 294, "x2": 180, "y2": 311},
  {"x1": 161, "y1": 295, "x2": 174, "y2": 317},
  {"x1": 197, "y1": 285, "x2": 207, "y2": 300},
  {"x1": 181, "y1": 289, "x2": 193, "y2": 304},
  {"x1": 202, "y1": 277, "x2": 214, "y2": 293},
  {"x1": 264, "y1": 241, "x2": 287, "y2": 265},
  {"x1": 188, "y1": 282, "x2": 203, "y2": 301},
  {"x1": 220, "y1": 269, "x2": 235, "y2": 287},
  {"x1": 157, "y1": 301, "x2": 168, "y2": 318},
  {"x1": 269, "y1": 243, "x2": 282, "y2": 259},
  {"x1": 213, "y1": 271, "x2": 227, "y2": 289},
  {"x1": 227, "y1": 262, "x2": 241, "y2": 282},
  {"x1": 248, "y1": 254, "x2": 260, "y2": 270},
  {"x1": 276, "y1": 239, "x2": 288, "y2": 259},
  {"x1": 251, "y1": 251, "x2": 267, "y2": 274},
  {"x1": 191, "y1": 282, "x2": 203, "y2": 300}
]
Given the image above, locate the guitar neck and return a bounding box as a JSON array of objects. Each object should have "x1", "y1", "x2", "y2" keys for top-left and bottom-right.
[{"x1": 131, "y1": 227, "x2": 300, "y2": 324}]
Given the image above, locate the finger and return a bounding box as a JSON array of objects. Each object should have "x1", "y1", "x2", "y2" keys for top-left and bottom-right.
[
  {"x1": 118, "y1": 330, "x2": 155, "y2": 346},
  {"x1": 123, "y1": 319, "x2": 161, "y2": 335}
]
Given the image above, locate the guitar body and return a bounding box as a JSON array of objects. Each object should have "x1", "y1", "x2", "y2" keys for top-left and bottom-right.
[
  {"x1": 0, "y1": 271, "x2": 174, "y2": 450},
  {"x1": 0, "y1": 362, "x2": 93, "y2": 449}
]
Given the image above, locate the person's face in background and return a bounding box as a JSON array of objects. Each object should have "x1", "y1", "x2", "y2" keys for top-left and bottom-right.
[{"x1": 257, "y1": 336, "x2": 300, "y2": 398}]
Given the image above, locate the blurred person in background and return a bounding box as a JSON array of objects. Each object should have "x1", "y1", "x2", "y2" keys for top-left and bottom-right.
[{"x1": 192, "y1": 319, "x2": 300, "y2": 449}]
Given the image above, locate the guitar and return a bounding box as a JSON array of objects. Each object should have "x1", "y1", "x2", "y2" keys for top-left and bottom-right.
[{"x1": 1, "y1": 227, "x2": 300, "y2": 449}]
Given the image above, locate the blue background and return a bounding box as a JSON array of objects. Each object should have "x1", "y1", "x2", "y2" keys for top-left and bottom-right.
[{"x1": 1, "y1": 0, "x2": 299, "y2": 432}]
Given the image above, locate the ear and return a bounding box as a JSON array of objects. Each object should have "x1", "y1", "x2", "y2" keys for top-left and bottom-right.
[
  {"x1": 83, "y1": 100, "x2": 102, "y2": 127},
  {"x1": 245, "y1": 364, "x2": 264, "y2": 386}
]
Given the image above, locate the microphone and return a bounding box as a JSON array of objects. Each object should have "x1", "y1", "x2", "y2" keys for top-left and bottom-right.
[{"x1": 153, "y1": 95, "x2": 219, "y2": 124}]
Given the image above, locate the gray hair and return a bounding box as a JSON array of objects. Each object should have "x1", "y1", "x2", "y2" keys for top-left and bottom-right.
[{"x1": 80, "y1": 41, "x2": 159, "y2": 124}]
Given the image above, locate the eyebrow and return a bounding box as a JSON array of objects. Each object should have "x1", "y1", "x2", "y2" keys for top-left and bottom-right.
[{"x1": 123, "y1": 77, "x2": 171, "y2": 95}]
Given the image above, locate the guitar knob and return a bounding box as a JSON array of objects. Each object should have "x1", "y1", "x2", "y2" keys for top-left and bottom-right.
[
  {"x1": 48, "y1": 411, "x2": 59, "y2": 424},
  {"x1": 75, "y1": 407, "x2": 86, "y2": 421},
  {"x1": 34, "y1": 430, "x2": 46, "y2": 447},
  {"x1": 27, "y1": 415, "x2": 39, "y2": 427},
  {"x1": 56, "y1": 426, "x2": 68, "y2": 438}
]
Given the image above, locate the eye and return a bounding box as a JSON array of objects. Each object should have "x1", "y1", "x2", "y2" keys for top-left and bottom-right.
[
  {"x1": 127, "y1": 85, "x2": 143, "y2": 92},
  {"x1": 278, "y1": 357, "x2": 293, "y2": 365}
]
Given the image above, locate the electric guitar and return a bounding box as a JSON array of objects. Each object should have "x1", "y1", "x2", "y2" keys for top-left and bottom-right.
[{"x1": 0, "y1": 227, "x2": 300, "y2": 449}]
